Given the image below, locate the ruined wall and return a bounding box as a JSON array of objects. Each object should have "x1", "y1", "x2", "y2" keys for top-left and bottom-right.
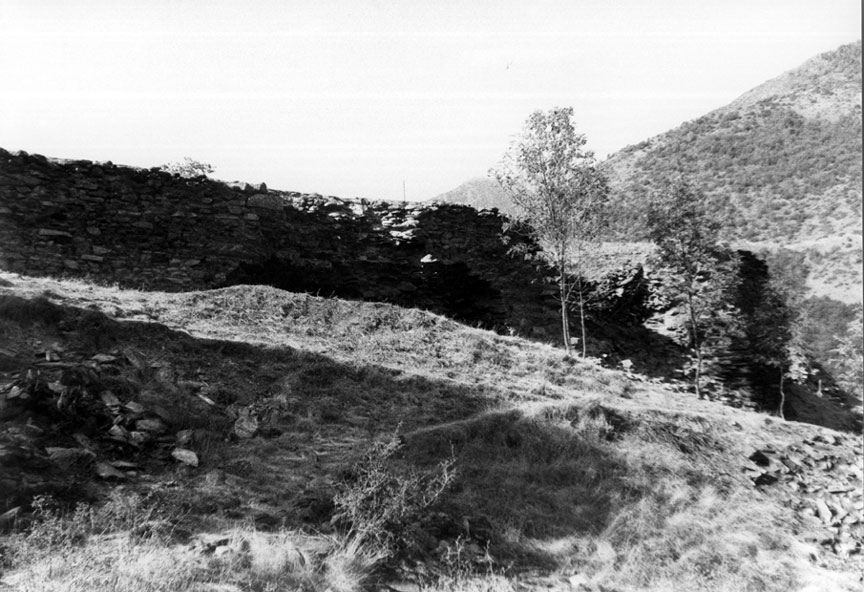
[{"x1": 0, "y1": 148, "x2": 569, "y2": 335}]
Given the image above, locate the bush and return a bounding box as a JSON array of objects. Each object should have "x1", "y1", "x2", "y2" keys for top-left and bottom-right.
[{"x1": 332, "y1": 429, "x2": 456, "y2": 560}]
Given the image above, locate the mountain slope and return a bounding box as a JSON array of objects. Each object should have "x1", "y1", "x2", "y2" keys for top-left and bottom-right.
[
  {"x1": 431, "y1": 175, "x2": 514, "y2": 215},
  {"x1": 603, "y1": 41, "x2": 862, "y2": 248},
  {"x1": 437, "y1": 42, "x2": 862, "y2": 243},
  {"x1": 435, "y1": 41, "x2": 863, "y2": 302},
  {"x1": 604, "y1": 41, "x2": 862, "y2": 244}
]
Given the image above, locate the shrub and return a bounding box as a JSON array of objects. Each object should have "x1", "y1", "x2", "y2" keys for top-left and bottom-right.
[{"x1": 332, "y1": 429, "x2": 456, "y2": 561}]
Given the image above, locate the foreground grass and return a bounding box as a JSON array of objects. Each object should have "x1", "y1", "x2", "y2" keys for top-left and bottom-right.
[
  {"x1": 1, "y1": 272, "x2": 861, "y2": 591},
  {"x1": 3, "y1": 407, "x2": 846, "y2": 592}
]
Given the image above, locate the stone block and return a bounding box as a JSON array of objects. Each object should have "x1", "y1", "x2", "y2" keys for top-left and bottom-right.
[
  {"x1": 38, "y1": 228, "x2": 73, "y2": 238},
  {"x1": 247, "y1": 193, "x2": 283, "y2": 210}
]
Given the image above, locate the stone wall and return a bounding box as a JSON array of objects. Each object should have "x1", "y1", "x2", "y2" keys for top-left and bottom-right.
[
  {"x1": 0, "y1": 148, "x2": 579, "y2": 335},
  {"x1": 2, "y1": 148, "x2": 858, "y2": 427}
]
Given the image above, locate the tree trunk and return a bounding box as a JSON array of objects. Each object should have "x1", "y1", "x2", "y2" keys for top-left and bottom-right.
[
  {"x1": 577, "y1": 274, "x2": 587, "y2": 358},
  {"x1": 686, "y1": 292, "x2": 703, "y2": 399},
  {"x1": 559, "y1": 262, "x2": 571, "y2": 355},
  {"x1": 778, "y1": 370, "x2": 786, "y2": 420}
]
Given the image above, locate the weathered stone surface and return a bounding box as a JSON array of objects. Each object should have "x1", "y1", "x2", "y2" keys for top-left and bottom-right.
[
  {"x1": 247, "y1": 193, "x2": 282, "y2": 210},
  {"x1": 95, "y1": 461, "x2": 126, "y2": 480},
  {"x1": 816, "y1": 499, "x2": 833, "y2": 524},
  {"x1": 46, "y1": 446, "x2": 94, "y2": 468},
  {"x1": 172, "y1": 447, "x2": 199, "y2": 467},
  {"x1": 233, "y1": 411, "x2": 258, "y2": 439},
  {"x1": 135, "y1": 418, "x2": 168, "y2": 433}
]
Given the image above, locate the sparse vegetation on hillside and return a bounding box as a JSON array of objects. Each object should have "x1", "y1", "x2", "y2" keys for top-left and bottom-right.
[{"x1": 605, "y1": 106, "x2": 862, "y2": 243}]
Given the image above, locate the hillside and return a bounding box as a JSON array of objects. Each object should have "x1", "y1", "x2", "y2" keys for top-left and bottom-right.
[
  {"x1": 603, "y1": 41, "x2": 862, "y2": 302},
  {"x1": 431, "y1": 176, "x2": 514, "y2": 216},
  {"x1": 604, "y1": 40, "x2": 861, "y2": 243},
  {"x1": 434, "y1": 42, "x2": 863, "y2": 303},
  {"x1": 1, "y1": 271, "x2": 862, "y2": 591}
]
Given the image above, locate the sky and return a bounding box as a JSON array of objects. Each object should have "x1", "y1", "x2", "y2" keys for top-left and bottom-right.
[{"x1": 1, "y1": 1, "x2": 860, "y2": 201}]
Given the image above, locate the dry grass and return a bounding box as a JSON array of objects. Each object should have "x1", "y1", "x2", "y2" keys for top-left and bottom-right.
[
  {"x1": 399, "y1": 403, "x2": 829, "y2": 591},
  {"x1": 1, "y1": 271, "x2": 861, "y2": 591},
  {"x1": 0, "y1": 491, "x2": 390, "y2": 592}
]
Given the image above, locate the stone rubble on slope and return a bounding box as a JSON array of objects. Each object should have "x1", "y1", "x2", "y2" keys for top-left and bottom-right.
[{"x1": 746, "y1": 432, "x2": 864, "y2": 562}]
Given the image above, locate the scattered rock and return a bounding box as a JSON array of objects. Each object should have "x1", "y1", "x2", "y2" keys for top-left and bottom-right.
[
  {"x1": 108, "y1": 424, "x2": 131, "y2": 442},
  {"x1": 95, "y1": 461, "x2": 126, "y2": 480},
  {"x1": 754, "y1": 472, "x2": 779, "y2": 487},
  {"x1": 100, "y1": 391, "x2": 121, "y2": 406},
  {"x1": 72, "y1": 432, "x2": 96, "y2": 451},
  {"x1": 815, "y1": 499, "x2": 834, "y2": 524},
  {"x1": 136, "y1": 418, "x2": 168, "y2": 433},
  {"x1": 593, "y1": 540, "x2": 616, "y2": 562},
  {"x1": 205, "y1": 469, "x2": 225, "y2": 486},
  {"x1": 749, "y1": 450, "x2": 773, "y2": 467},
  {"x1": 193, "y1": 534, "x2": 232, "y2": 554},
  {"x1": 91, "y1": 354, "x2": 118, "y2": 364},
  {"x1": 233, "y1": 410, "x2": 258, "y2": 439},
  {"x1": 125, "y1": 401, "x2": 146, "y2": 414},
  {"x1": 172, "y1": 447, "x2": 199, "y2": 467},
  {"x1": 0, "y1": 506, "x2": 21, "y2": 530},
  {"x1": 176, "y1": 429, "x2": 194, "y2": 446},
  {"x1": 46, "y1": 446, "x2": 95, "y2": 469},
  {"x1": 129, "y1": 431, "x2": 150, "y2": 446}
]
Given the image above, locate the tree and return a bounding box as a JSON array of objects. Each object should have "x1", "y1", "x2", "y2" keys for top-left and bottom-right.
[
  {"x1": 647, "y1": 177, "x2": 736, "y2": 398},
  {"x1": 831, "y1": 304, "x2": 864, "y2": 400},
  {"x1": 490, "y1": 107, "x2": 609, "y2": 356},
  {"x1": 743, "y1": 251, "x2": 811, "y2": 418},
  {"x1": 160, "y1": 157, "x2": 214, "y2": 178}
]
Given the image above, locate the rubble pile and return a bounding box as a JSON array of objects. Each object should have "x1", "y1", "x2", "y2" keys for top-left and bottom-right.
[
  {"x1": 745, "y1": 432, "x2": 864, "y2": 563},
  {"x1": 0, "y1": 345, "x2": 224, "y2": 516}
]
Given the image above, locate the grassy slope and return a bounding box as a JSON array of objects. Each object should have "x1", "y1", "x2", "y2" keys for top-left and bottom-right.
[{"x1": 0, "y1": 272, "x2": 862, "y2": 591}]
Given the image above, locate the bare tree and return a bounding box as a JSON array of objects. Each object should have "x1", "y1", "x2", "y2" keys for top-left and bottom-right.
[{"x1": 491, "y1": 107, "x2": 609, "y2": 356}]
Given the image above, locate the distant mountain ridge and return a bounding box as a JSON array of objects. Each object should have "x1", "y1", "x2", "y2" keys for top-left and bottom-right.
[
  {"x1": 722, "y1": 40, "x2": 862, "y2": 122},
  {"x1": 431, "y1": 176, "x2": 513, "y2": 215}
]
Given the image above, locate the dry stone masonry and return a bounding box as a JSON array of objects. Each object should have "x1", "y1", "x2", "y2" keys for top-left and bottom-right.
[
  {"x1": 3, "y1": 149, "x2": 862, "y2": 427},
  {"x1": 0, "y1": 148, "x2": 581, "y2": 337}
]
